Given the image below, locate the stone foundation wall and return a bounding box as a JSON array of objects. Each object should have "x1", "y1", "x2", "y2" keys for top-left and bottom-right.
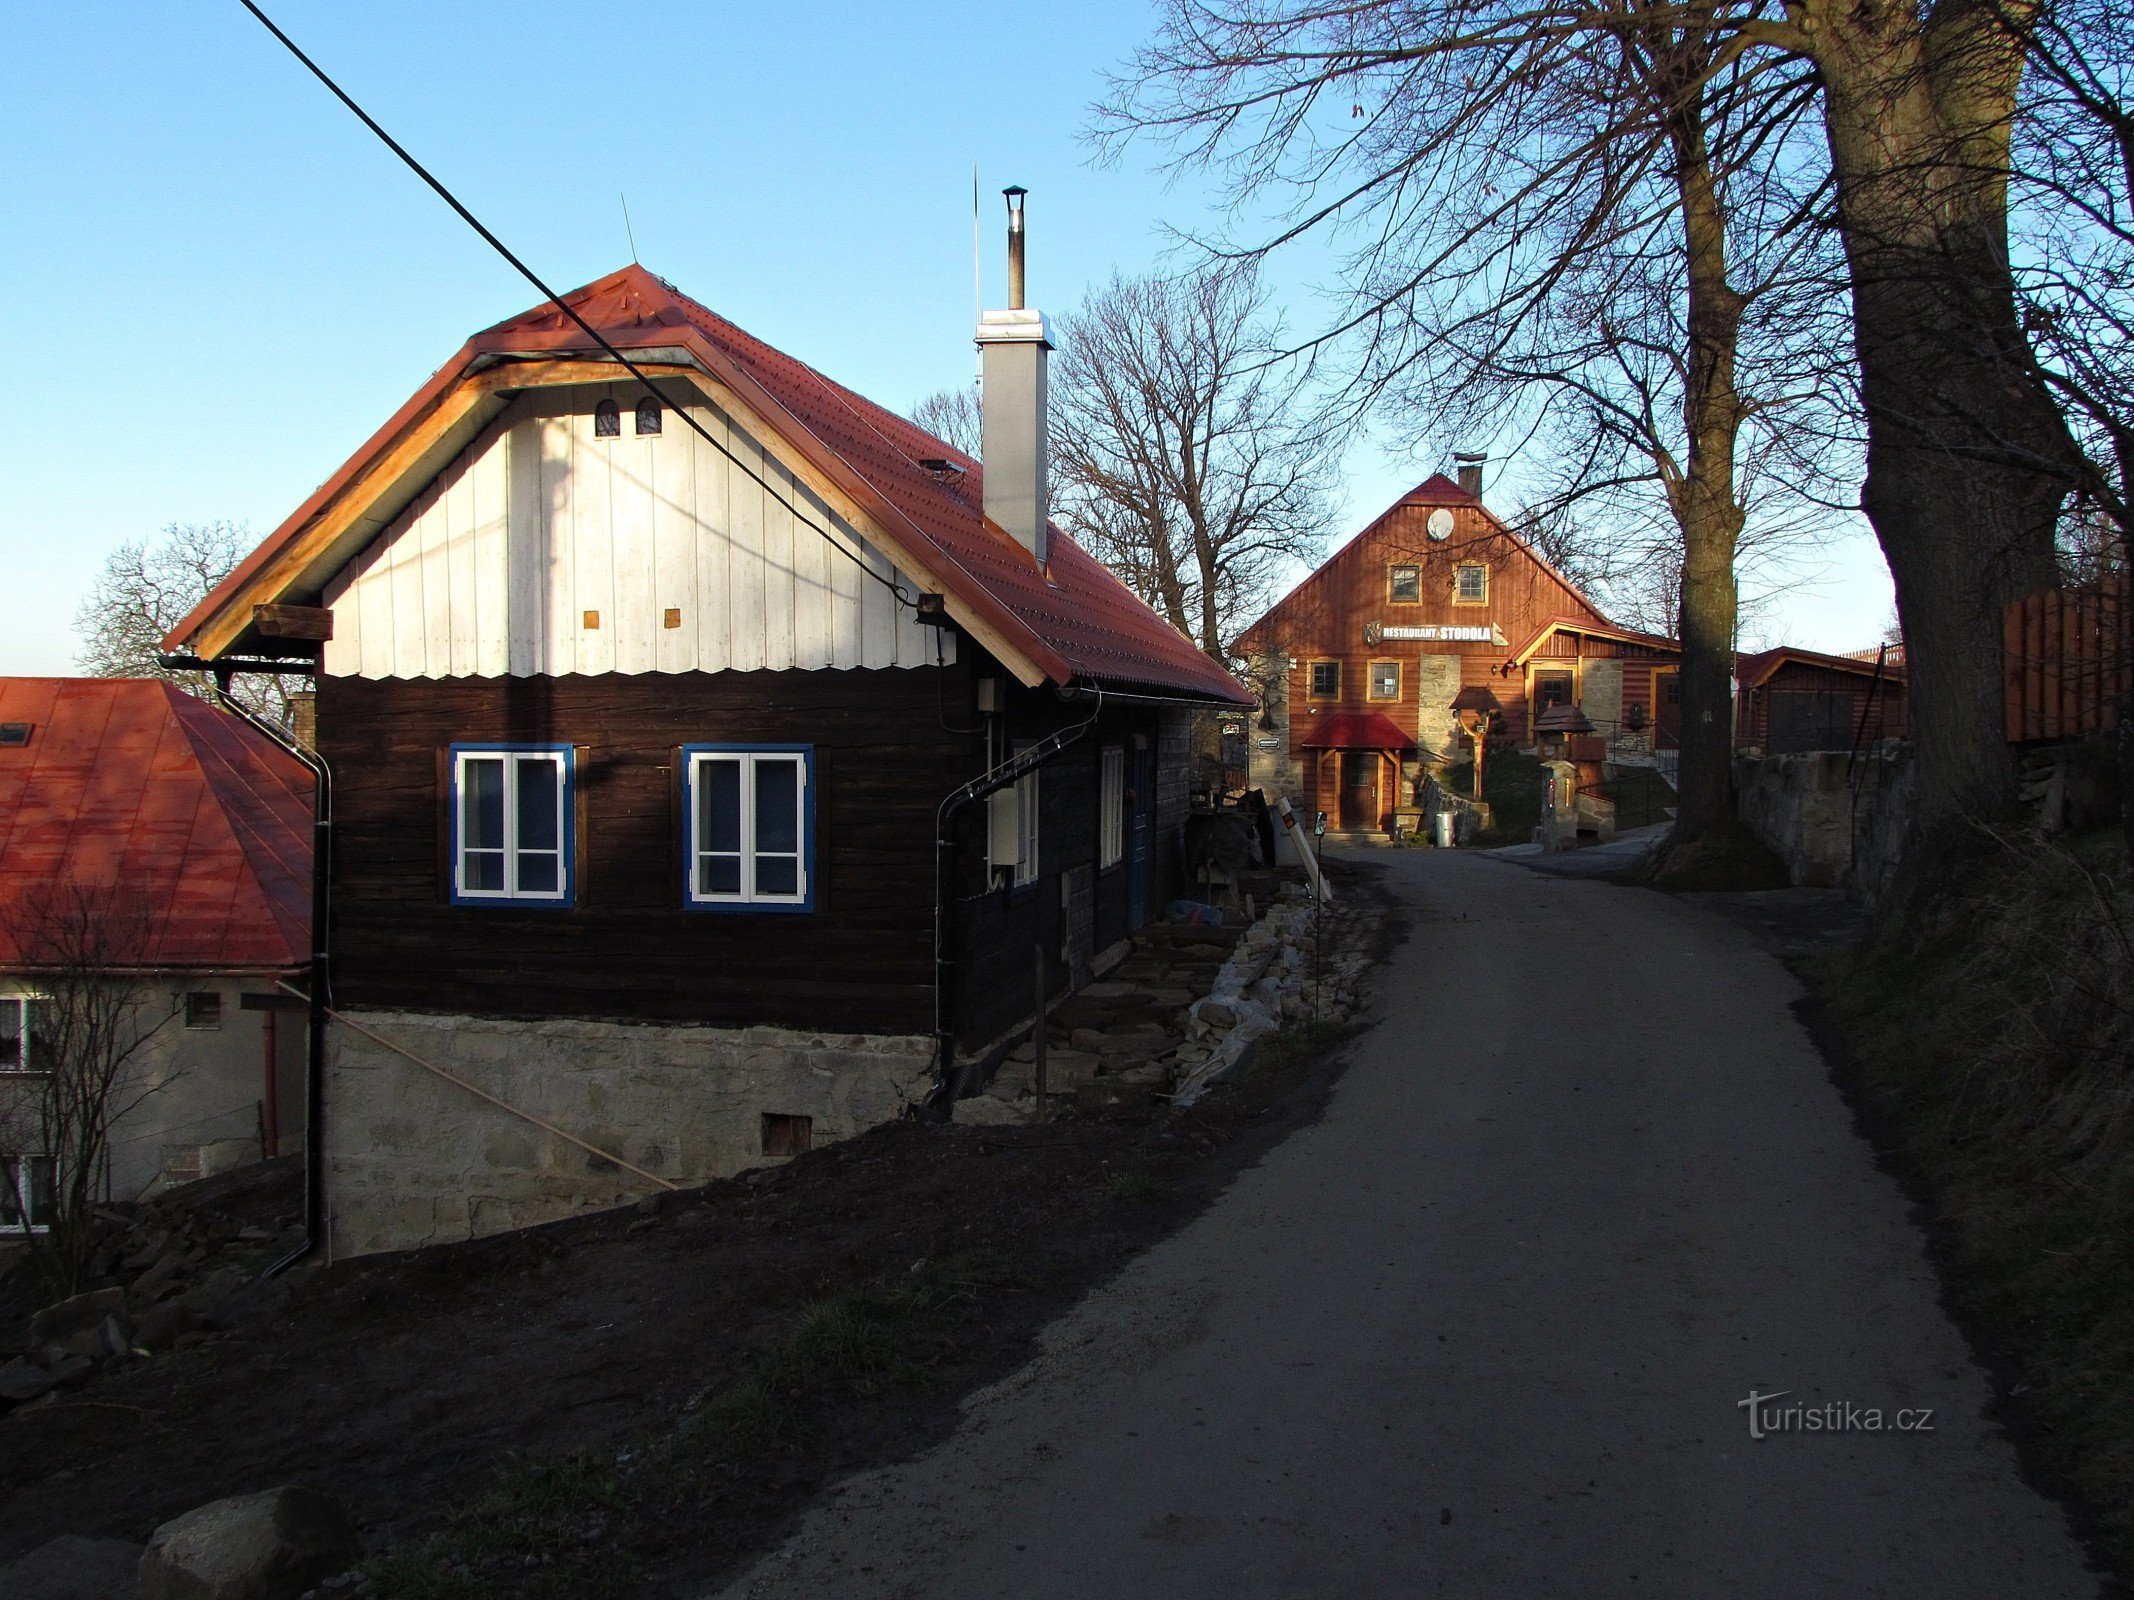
[
  {"x1": 1735, "y1": 748, "x2": 1910, "y2": 893},
  {"x1": 325, "y1": 1014, "x2": 934, "y2": 1258}
]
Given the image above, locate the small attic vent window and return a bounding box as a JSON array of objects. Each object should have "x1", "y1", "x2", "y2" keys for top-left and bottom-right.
[
  {"x1": 917, "y1": 457, "x2": 965, "y2": 477},
  {"x1": 594, "y1": 398, "x2": 621, "y2": 438},
  {"x1": 635, "y1": 397, "x2": 662, "y2": 436},
  {"x1": 0, "y1": 724, "x2": 29, "y2": 748}
]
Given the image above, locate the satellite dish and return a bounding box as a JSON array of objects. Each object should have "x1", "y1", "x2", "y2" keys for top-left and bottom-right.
[{"x1": 1427, "y1": 508, "x2": 1455, "y2": 541}]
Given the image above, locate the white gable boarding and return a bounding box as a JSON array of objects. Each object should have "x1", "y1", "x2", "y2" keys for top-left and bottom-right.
[{"x1": 321, "y1": 386, "x2": 948, "y2": 678}]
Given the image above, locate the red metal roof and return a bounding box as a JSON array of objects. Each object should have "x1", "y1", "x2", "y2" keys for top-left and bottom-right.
[
  {"x1": 1294, "y1": 710, "x2": 1418, "y2": 750},
  {"x1": 0, "y1": 680, "x2": 311, "y2": 972},
  {"x1": 167, "y1": 266, "x2": 1247, "y2": 706}
]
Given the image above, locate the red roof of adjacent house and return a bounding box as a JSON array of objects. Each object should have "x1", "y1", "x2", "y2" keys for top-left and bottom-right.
[
  {"x1": 165, "y1": 266, "x2": 1247, "y2": 706},
  {"x1": 1293, "y1": 710, "x2": 1418, "y2": 751},
  {"x1": 0, "y1": 680, "x2": 311, "y2": 972},
  {"x1": 1736, "y1": 644, "x2": 1908, "y2": 690}
]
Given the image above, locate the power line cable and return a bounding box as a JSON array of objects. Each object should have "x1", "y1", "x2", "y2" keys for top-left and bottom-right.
[{"x1": 235, "y1": 0, "x2": 925, "y2": 614}]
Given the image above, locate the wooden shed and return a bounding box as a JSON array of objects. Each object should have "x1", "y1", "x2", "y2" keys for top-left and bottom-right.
[{"x1": 1734, "y1": 646, "x2": 1906, "y2": 756}]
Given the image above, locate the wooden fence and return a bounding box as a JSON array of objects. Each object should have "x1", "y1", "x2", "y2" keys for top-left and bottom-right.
[{"x1": 2005, "y1": 580, "x2": 2131, "y2": 743}]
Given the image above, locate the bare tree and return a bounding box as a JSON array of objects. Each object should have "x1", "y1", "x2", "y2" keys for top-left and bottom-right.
[
  {"x1": 75, "y1": 521, "x2": 304, "y2": 730},
  {"x1": 1050, "y1": 264, "x2": 1341, "y2": 661},
  {"x1": 1100, "y1": 0, "x2": 1849, "y2": 849},
  {"x1": 1, "y1": 880, "x2": 176, "y2": 1298},
  {"x1": 909, "y1": 386, "x2": 984, "y2": 461}
]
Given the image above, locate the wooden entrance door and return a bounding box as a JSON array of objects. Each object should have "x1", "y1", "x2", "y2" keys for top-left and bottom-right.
[
  {"x1": 1532, "y1": 669, "x2": 1575, "y2": 741},
  {"x1": 1652, "y1": 668, "x2": 1682, "y2": 749},
  {"x1": 1339, "y1": 751, "x2": 1379, "y2": 830}
]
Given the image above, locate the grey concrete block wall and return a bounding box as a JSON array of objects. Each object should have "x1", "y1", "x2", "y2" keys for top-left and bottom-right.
[{"x1": 323, "y1": 1013, "x2": 936, "y2": 1258}]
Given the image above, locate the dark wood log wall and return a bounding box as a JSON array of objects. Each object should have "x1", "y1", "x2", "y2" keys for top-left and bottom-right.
[
  {"x1": 319, "y1": 667, "x2": 1203, "y2": 1047},
  {"x1": 318, "y1": 667, "x2": 982, "y2": 1035}
]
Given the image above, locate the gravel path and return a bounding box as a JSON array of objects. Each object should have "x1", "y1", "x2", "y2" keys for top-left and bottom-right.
[{"x1": 716, "y1": 851, "x2": 2098, "y2": 1600}]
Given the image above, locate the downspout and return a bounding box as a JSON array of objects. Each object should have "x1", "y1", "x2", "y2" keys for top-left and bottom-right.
[
  {"x1": 926, "y1": 687, "x2": 1102, "y2": 1115},
  {"x1": 163, "y1": 654, "x2": 329, "y2": 1276}
]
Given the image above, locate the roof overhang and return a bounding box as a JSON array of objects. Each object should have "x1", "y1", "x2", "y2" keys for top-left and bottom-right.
[{"x1": 164, "y1": 340, "x2": 1072, "y2": 690}]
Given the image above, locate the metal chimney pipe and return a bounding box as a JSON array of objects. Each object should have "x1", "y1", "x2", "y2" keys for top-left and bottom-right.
[
  {"x1": 1005, "y1": 186, "x2": 1028, "y2": 310},
  {"x1": 1454, "y1": 451, "x2": 1487, "y2": 499}
]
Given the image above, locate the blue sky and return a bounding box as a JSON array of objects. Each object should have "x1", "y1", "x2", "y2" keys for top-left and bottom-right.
[{"x1": 0, "y1": 1, "x2": 1893, "y2": 675}]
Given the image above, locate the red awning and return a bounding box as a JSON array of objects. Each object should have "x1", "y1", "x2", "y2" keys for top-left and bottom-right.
[{"x1": 1295, "y1": 710, "x2": 1417, "y2": 751}]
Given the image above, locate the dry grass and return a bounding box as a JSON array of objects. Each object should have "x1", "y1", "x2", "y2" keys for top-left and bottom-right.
[{"x1": 1812, "y1": 824, "x2": 2134, "y2": 1579}]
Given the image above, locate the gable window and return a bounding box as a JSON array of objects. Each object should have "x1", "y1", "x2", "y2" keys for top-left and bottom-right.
[
  {"x1": 635, "y1": 397, "x2": 662, "y2": 436},
  {"x1": 684, "y1": 746, "x2": 814, "y2": 910},
  {"x1": 1454, "y1": 564, "x2": 1489, "y2": 605},
  {"x1": 1099, "y1": 745, "x2": 1125, "y2": 869},
  {"x1": 593, "y1": 398, "x2": 622, "y2": 438},
  {"x1": 451, "y1": 746, "x2": 574, "y2": 905},
  {"x1": 1369, "y1": 661, "x2": 1402, "y2": 701},
  {"x1": 1388, "y1": 565, "x2": 1421, "y2": 603},
  {"x1": 1309, "y1": 660, "x2": 1341, "y2": 699},
  {"x1": 1, "y1": 1154, "x2": 53, "y2": 1233},
  {"x1": 0, "y1": 998, "x2": 47, "y2": 1073}
]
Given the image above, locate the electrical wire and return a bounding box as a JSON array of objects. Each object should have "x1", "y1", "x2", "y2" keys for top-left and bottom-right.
[{"x1": 235, "y1": 0, "x2": 924, "y2": 615}]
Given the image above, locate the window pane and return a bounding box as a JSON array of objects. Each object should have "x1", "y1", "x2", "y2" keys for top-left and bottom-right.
[
  {"x1": 1390, "y1": 565, "x2": 1420, "y2": 601},
  {"x1": 0, "y1": 1000, "x2": 20, "y2": 1069},
  {"x1": 756, "y1": 855, "x2": 799, "y2": 896},
  {"x1": 464, "y1": 850, "x2": 505, "y2": 892},
  {"x1": 755, "y1": 760, "x2": 799, "y2": 855},
  {"x1": 699, "y1": 760, "x2": 741, "y2": 855},
  {"x1": 516, "y1": 758, "x2": 560, "y2": 852},
  {"x1": 700, "y1": 854, "x2": 742, "y2": 895},
  {"x1": 517, "y1": 852, "x2": 559, "y2": 894},
  {"x1": 463, "y1": 758, "x2": 505, "y2": 851}
]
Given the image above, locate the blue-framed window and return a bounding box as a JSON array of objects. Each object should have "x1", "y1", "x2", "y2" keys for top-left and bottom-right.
[
  {"x1": 683, "y1": 745, "x2": 815, "y2": 911},
  {"x1": 450, "y1": 745, "x2": 574, "y2": 905}
]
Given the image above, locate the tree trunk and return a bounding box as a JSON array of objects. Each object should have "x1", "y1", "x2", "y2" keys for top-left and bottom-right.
[
  {"x1": 1809, "y1": 6, "x2": 2078, "y2": 827},
  {"x1": 1667, "y1": 98, "x2": 1748, "y2": 846}
]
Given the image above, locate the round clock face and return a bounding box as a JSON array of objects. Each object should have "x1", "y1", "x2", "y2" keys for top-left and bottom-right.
[{"x1": 1427, "y1": 508, "x2": 1455, "y2": 541}]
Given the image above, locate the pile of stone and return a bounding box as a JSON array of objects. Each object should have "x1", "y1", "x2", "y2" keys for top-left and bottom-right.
[
  {"x1": 0, "y1": 1191, "x2": 302, "y2": 1412},
  {"x1": 959, "y1": 880, "x2": 1380, "y2": 1122}
]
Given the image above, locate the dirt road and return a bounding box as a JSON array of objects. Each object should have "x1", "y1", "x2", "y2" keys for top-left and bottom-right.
[{"x1": 718, "y1": 851, "x2": 2097, "y2": 1600}]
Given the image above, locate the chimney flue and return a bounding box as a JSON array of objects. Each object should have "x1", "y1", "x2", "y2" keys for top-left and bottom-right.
[
  {"x1": 1454, "y1": 451, "x2": 1486, "y2": 499},
  {"x1": 978, "y1": 185, "x2": 1051, "y2": 564},
  {"x1": 1005, "y1": 185, "x2": 1028, "y2": 310}
]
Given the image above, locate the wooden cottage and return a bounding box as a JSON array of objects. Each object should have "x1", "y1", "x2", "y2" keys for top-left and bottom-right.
[
  {"x1": 1734, "y1": 645, "x2": 1906, "y2": 755},
  {"x1": 162, "y1": 264, "x2": 1248, "y2": 1256},
  {"x1": 1235, "y1": 474, "x2": 1657, "y2": 829}
]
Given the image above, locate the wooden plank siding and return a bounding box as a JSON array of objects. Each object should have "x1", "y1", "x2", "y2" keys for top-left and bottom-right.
[
  {"x1": 952, "y1": 690, "x2": 1183, "y2": 1048},
  {"x1": 1737, "y1": 662, "x2": 1907, "y2": 754},
  {"x1": 318, "y1": 668, "x2": 1189, "y2": 1047},
  {"x1": 318, "y1": 668, "x2": 978, "y2": 1034},
  {"x1": 322, "y1": 385, "x2": 944, "y2": 681},
  {"x1": 2004, "y1": 582, "x2": 2130, "y2": 743}
]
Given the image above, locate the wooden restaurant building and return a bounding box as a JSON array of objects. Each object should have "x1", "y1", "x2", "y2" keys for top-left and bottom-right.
[
  {"x1": 162, "y1": 262, "x2": 1249, "y2": 1257},
  {"x1": 1236, "y1": 473, "x2": 1907, "y2": 831}
]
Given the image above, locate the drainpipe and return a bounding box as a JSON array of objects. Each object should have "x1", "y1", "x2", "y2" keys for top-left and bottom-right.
[{"x1": 162, "y1": 654, "x2": 329, "y2": 1274}]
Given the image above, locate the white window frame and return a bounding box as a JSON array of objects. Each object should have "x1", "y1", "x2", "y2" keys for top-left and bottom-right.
[
  {"x1": 1454, "y1": 563, "x2": 1489, "y2": 605},
  {"x1": 683, "y1": 746, "x2": 814, "y2": 910},
  {"x1": 1099, "y1": 746, "x2": 1125, "y2": 869},
  {"x1": 1016, "y1": 769, "x2": 1040, "y2": 887},
  {"x1": 0, "y1": 995, "x2": 46, "y2": 1075},
  {"x1": 0, "y1": 1153, "x2": 54, "y2": 1234},
  {"x1": 450, "y1": 745, "x2": 574, "y2": 905}
]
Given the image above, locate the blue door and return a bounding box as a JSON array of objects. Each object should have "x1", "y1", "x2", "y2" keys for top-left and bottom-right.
[{"x1": 1128, "y1": 743, "x2": 1153, "y2": 929}]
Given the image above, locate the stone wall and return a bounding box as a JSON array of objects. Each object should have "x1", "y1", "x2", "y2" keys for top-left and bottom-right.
[
  {"x1": 1735, "y1": 748, "x2": 1910, "y2": 894},
  {"x1": 324, "y1": 1014, "x2": 934, "y2": 1258},
  {"x1": 1245, "y1": 651, "x2": 1305, "y2": 804}
]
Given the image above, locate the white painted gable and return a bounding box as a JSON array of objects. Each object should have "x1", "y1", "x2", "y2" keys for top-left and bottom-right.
[{"x1": 321, "y1": 385, "x2": 947, "y2": 678}]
